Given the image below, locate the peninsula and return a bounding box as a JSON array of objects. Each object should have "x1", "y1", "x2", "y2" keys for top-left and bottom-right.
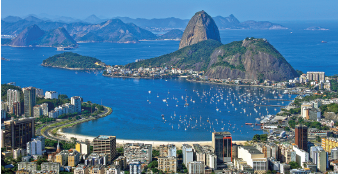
[{"x1": 42, "y1": 52, "x2": 106, "y2": 70}]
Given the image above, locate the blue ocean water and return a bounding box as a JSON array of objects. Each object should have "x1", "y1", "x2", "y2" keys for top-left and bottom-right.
[{"x1": 1, "y1": 21, "x2": 337, "y2": 141}]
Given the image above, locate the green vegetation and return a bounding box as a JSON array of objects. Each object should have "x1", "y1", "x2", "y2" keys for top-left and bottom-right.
[
  {"x1": 117, "y1": 147, "x2": 124, "y2": 156},
  {"x1": 45, "y1": 138, "x2": 76, "y2": 150},
  {"x1": 210, "y1": 61, "x2": 245, "y2": 71},
  {"x1": 252, "y1": 134, "x2": 268, "y2": 142},
  {"x1": 36, "y1": 94, "x2": 70, "y2": 111},
  {"x1": 152, "y1": 150, "x2": 160, "y2": 157},
  {"x1": 289, "y1": 161, "x2": 301, "y2": 169},
  {"x1": 125, "y1": 39, "x2": 222, "y2": 71},
  {"x1": 148, "y1": 160, "x2": 158, "y2": 174},
  {"x1": 293, "y1": 92, "x2": 338, "y2": 107},
  {"x1": 320, "y1": 103, "x2": 338, "y2": 114},
  {"x1": 248, "y1": 37, "x2": 288, "y2": 64},
  {"x1": 177, "y1": 150, "x2": 183, "y2": 158},
  {"x1": 288, "y1": 117, "x2": 329, "y2": 130},
  {"x1": 296, "y1": 69, "x2": 304, "y2": 76},
  {"x1": 42, "y1": 52, "x2": 104, "y2": 69},
  {"x1": 330, "y1": 80, "x2": 338, "y2": 92}
]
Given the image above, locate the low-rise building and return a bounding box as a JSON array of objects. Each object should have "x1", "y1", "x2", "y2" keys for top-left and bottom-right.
[
  {"x1": 17, "y1": 162, "x2": 37, "y2": 173},
  {"x1": 85, "y1": 153, "x2": 108, "y2": 166},
  {"x1": 158, "y1": 156, "x2": 177, "y2": 173},
  {"x1": 159, "y1": 144, "x2": 176, "y2": 157},
  {"x1": 129, "y1": 160, "x2": 141, "y2": 174},
  {"x1": 13, "y1": 148, "x2": 26, "y2": 160},
  {"x1": 237, "y1": 146, "x2": 268, "y2": 174},
  {"x1": 74, "y1": 164, "x2": 89, "y2": 174},
  {"x1": 68, "y1": 149, "x2": 80, "y2": 167},
  {"x1": 89, "y1": 164, "x2": 105, "y2": 174},
  {"x1": 105, "y1": 165, "x2": 120, "y2": 174},
  {"x1": 55, "y1": 150, "x2": 69, "y2": 166},
  {"x1": 124, "y1": 143, "x2": 152, "y2": 164},
  {"x1": 41, "y1": 162, "x2": 60, "y2": 174},
  {"x1": 188, "y1": 161, "x2": 205, "y2": 174}
]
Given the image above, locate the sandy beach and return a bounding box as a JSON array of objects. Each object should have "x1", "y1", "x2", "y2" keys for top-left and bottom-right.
[{"x1": 58, "y1": 130, "x2": 247, "y2": 148}]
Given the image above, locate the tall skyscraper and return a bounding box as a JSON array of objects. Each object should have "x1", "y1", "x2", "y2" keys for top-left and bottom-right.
[
  {"x1": 93, "y1": 135, "x2": 116, "y2": 163},
  {"x1": 7, "y1": 89, "x2": 20, "y2": 112},
  {"x1": 4, "y1": 117, "x2": 35, "y2": 150},
  {"x1": 295, "y1": 125, "x2": 308, "y2": 152},
  {"x1": 212, "y1": 131, "x2": 232, "y2": 163},
  {"x1": 23, "y1": 87, "x2": 36, "y2": 117},
  {"x1": 71, "y1": 96, "x2": 82, "y2": 113}
]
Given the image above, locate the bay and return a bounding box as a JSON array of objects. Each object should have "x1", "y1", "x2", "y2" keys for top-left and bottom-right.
[{"x1": 1, "y1": 21, "x2": 337, "y2": 141}]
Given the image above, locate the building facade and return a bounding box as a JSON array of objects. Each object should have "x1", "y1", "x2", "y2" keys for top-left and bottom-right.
[
  {"x1": 23, "y1": 87, "x2": 36, "y2": 117},
  {"x1": 212, "y1": 131, "x2": 232, "y2": 163},
  {"x1": 158, "y1": 156, "x2": 177, "y2": 173},
  {"x1": 295, "y1": 125, "x2": 308, "y2": 152},
  {"x1": 45, "y1": 91, "x2": 58, "y2": 99},
  {"x1": 71, "y1": 96, "x2": 82, "y2": 113},
  {"x1": 93, "y1": 135, "x2": 116, "y2": 163},
  {"x1": 188, "y1": 161, "x2": 205, "y2": 174},
  {"x1": 4, "y1": 117, "x2": 35, "y2": 150}
]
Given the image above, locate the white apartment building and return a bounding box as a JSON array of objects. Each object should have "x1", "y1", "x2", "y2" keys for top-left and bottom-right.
[
  {"x1": 45, "y1": 91, "x2": 58, "y2": 99},
  {"x1": 293, "y1": 145, "x2": 309, "y2": 168},
  {"x1": 71, "y1": 96, "x2": 82, "y2": 113},
  {"x1": 238, "y1": 146, "x2": 268, "y2": 174},
  {"x1": 182, "y1": 144, "x2": 193, "y2": 167}
]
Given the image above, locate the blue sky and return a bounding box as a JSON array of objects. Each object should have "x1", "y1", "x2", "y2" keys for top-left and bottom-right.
[{"x1": 1, "y1": 0, "x2": 338, "y2": 21}]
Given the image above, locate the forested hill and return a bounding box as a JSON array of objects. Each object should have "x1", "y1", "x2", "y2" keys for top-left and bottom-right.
[{"x1": 42, "y1": 52, "x2": 105, "y2": 70}]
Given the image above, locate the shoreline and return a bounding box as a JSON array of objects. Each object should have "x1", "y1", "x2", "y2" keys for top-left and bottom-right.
[
  {"x1": 58, "y1": 131, "x2": 247, "y2": 148},
  {"x1": 103, "y1": 74, "x2": 294, "y2": 91},
  {"x1": 41, "y1": 64, "x2": 105, "y2": 71}
]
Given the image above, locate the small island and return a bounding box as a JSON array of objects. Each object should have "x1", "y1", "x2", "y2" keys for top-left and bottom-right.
[{"x1": 42, "y1": 52, "x2": 106, "y2": 70}]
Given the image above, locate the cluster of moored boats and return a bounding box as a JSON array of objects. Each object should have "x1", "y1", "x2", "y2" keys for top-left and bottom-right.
[{"x1": 146, "y1": 86, "x2": 293, "y2": 133}]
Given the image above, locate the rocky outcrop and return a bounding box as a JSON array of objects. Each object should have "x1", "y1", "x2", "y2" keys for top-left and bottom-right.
[
  {"x1": 10, "y1": 24, "x2": 45, "y2": 46},
  {"x1": 204, "y1": 38, "x2": 299, "y2": 81},
  {"x1": 10, "y1": 25, "x2": 77, "y2": 47},
  {"x1": 179, "y1": 11, "x2": 221, "y2": 49},
  {"x1": 39, "y1": 27, "x2": 77, "y2": 47}
]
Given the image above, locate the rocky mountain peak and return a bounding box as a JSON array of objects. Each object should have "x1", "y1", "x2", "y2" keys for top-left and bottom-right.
[{"x1": 179, "y1": 10, "x2": 221, "y2": 49}]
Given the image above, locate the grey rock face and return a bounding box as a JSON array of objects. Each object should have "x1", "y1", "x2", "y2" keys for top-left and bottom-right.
[{"x1": 179, "y1": 11, "x2": 221, "y2": 49}]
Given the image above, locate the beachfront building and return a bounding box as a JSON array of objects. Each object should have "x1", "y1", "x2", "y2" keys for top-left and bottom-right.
[
  {"x1": 124, "y1": 143, "x2": 152, "y2": 164},
  {"x1": 182, "y1": 144, "x2": 193, "y2": 167},
  {"x1": 193, "y1": 144, "x2": 217, "y2": 170},
  {"x1": 212, "y1": 131, "x2": 232, "y2": 164},
  {"x1": 159, "y1": 144, "x2": 176, "y2": 157},
  {"x1": 93, "y1": 135, "x2": 116, "y2": 163}
]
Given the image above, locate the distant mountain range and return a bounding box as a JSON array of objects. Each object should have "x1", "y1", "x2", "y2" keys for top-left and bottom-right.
[
  {"x1": 2, "y1": 14, "x2": 288, "y2": 36},
  {"x1": 1, "y1": 14, "x2": 288, "y2": 46}
]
